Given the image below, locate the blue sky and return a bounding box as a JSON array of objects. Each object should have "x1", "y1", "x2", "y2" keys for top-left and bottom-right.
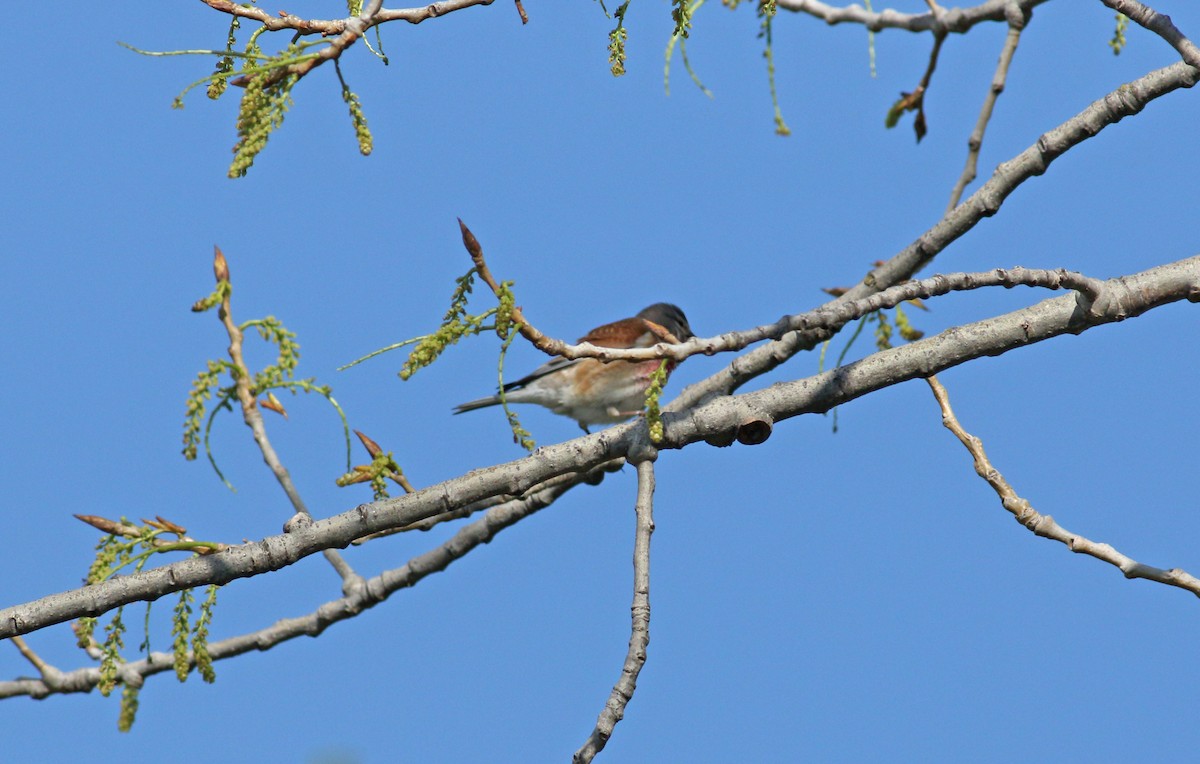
[{"x1": 3, "y1": 1, "x2": 1199, "y2": 761}]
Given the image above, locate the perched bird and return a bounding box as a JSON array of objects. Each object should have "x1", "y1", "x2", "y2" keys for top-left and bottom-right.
[{"x1": 453, "y1": 303, "x2": 694, "y2": 431}]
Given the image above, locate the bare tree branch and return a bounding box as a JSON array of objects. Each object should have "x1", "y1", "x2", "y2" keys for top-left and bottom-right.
[
  {"x1": 199, "y1": 0, "x2": 499, "y2": 87},
  {"x1": 198, "y1": 0, "x2": 345, "y2": 34},
  {"x1": 0, "y1": 474, "x2": 580, "y2": 700},
  {"x1": 199, "y1": 0, "x2": 499, "y2": 34},
  {"x1": 777, "y1": 0, "x2": 1048, "y2": 33},
  {"x1": 673, "y1": 56, "x2": 1199, "y2": 409},
  {"x1": 3, "y1": 254, "x2": 1196, "y2": 641},
  {"x1": 926, "y1": 376, "x2": 1200, "y2": 597},
  {"x1": 353, "y1": 460, "x2": 625, "y2": 541},
  {"x1": 574, "y1": 459, "x2": 655, "y2": 763}
]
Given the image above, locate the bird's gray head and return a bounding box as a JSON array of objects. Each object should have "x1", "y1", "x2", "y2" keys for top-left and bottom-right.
[{"x1": 637, "y1": 303, "x2": 693, "y2": 342}]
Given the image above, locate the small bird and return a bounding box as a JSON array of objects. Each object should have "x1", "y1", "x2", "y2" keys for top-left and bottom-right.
[{"x1": 453, "y1": 303, "x2": 694, "y2": 431}]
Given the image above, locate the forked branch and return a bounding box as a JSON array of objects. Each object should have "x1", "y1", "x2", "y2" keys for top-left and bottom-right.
[
  {"x1": 0, "y1": 471, "x2": 588, "y2": 700},
  {"x1": 926, "y1": 376, "x2": 1200, "y2": 597}
]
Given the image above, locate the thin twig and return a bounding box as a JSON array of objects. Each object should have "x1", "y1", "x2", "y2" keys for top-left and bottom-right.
[
  {"x1": 8, "y1": 636, "x2": 69, "y2": 694},
  {"x1": 473, "y1": 266, "x2": 1106, "y2": 367},
  {"x1": 73, "y1": 515, "x2": 227, "y2": 555},
  {"x1": 926, "y1": 376, "x2": 1200, "y2": 597},
  {"x1": 344, "y1": 430, "x2": 417, "y2": 495},
  {"x1": 574, "y1": 459, "x2": 655, "y2": 763},
  {"x1": 210, "y1": 247, "x2": 359, "y2": 586},
  {"x1": 10, "y1": 637, "x2": 53, "y2": 677},
  {"x1": 947, "y1": 9, "x2": 1024, "y2": 212},
  {"x1": 457, "y1": 218, "x2": 556, "y2": 353},
  {"x1": 906, "y1": 29, "x2": 947, "y2": 141}
]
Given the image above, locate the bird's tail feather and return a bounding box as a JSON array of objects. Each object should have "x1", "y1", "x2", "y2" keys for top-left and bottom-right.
[{"x1": 452, "y1": 396, "x2": 502, "y2": 415}]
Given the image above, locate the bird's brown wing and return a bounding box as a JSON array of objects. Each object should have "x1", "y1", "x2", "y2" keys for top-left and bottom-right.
[
  {"x1": 502, "y1": 316, "x2": 672, "y2": 391},
  {"x1": 579, "y1": 316, "x2": 675, "y2": 348}
]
